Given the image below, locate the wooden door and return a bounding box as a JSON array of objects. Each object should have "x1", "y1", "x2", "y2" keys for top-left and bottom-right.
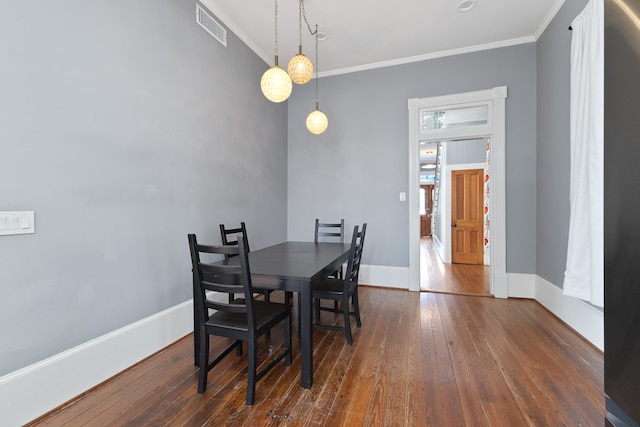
[{"x1": 451, "y1": 169, "x2": 483, "y2": 264}]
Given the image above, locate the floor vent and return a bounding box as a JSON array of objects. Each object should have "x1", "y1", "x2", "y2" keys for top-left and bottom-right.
[{"x1": 196, "y1": 4, "x2": 227, "y2": 47}]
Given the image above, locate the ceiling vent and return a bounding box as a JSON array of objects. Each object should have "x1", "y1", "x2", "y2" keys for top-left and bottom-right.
[{"x1": 196, "y1": 4, "x2": 227, "y2": 47}]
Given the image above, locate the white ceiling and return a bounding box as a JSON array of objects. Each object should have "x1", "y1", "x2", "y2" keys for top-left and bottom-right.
[{"x1": 200, "y1": 0, "x2": 564, "y2": 77}]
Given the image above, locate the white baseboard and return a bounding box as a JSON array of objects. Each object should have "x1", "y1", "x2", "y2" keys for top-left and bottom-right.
[
  {"x1": 534, "y1": 275, "x2": 604, "y2": 351},
  {"x1": 359, "y1": 264, "x2": 408, "y2": 289},
  {"x1": 0, "y1": 301, "x2": 194, "y2": 426},
  {"x1": 508, "y1": 274, "x2": 602, "y2": 350},
  {"x1": 507, "y1": 272, "x2": 536, "y2": 298}
]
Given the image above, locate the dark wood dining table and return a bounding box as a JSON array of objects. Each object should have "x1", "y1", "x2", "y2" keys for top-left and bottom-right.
[{"x1": 197, "y1": 241, "x2": 351, "y2": 389}]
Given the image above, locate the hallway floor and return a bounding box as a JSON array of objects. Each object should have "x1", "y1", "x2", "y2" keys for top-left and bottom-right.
[{"x1": 420, "y1": 237, "x2": 491, "y2": 296}]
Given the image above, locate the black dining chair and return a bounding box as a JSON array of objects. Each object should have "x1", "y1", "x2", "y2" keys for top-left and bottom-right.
[
  {"x1": 313, "y1": 223, "x2": 367, "y2": 345},
  {"x1": 314, "y1": 219, "x2": 345, "y2": 310},
  {"x1": 220, "y1": 222, "x2": 274, "y2": 303},
  {"x1": 188, "y1": 234, "x2": 292, "y2": 405}
]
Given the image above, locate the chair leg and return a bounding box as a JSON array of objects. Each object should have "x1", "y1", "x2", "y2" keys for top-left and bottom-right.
[
  {"x1": 334, "y1": 268, "x2": 343, "y2": 310},
  {"x1": 285, "y1": 313, "x2": 292, "y2": 366},
  {"x1": 235, "y1": 339, "x2": 243, "y2": 356},
  {"x1": 343, "y1": 296, "x2": 353, "y2": 345},
  {"x1": 315, "y1": 298, "x2": 321, "y2": 322},
  {"x1": 246, "y1": 337, "x2": 257, "y2": 405},
  {"x1": 193, "y1": 310, "x2": 200, "y2": 367},
  {"x1": 262, "y1": 291, "x2": 272, "y2": 339},
  {"x1": 197, "y1": 331, "x2": 209, "y2": 393},
  {"x1": 353, "y1": 288, "x2": 362, "y2": 327}
]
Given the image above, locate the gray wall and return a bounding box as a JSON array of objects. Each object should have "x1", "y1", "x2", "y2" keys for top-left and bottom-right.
[
  {"x1": 0, "y1": 1, "x2": 288, "y2": 376},
  {"x1": 286, "y1": 45, "x2": 537, "y2": 272},
  {"x1": 0, "y1": 0, "x2": 588, "y2": 379},
  {"x1": 536, "y1": 0, "x2": 590, "y2": 286}
]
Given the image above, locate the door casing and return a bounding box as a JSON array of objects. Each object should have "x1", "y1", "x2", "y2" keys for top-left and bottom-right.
[{"x1": 408, "y1": 86, "x2": 508, "y2": 297}]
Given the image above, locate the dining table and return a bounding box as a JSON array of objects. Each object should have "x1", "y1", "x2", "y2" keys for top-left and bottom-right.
[{"x1": 196, "y1": 241, "x2": 352, "y2": 389}]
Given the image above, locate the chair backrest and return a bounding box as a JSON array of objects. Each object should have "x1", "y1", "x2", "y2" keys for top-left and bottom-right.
[
  {"x1": 344, "y1": 223, "x2": 367, "y2": 285},
  {"x1": 220, "y1": 222, "x2": 250, "y2": 260},
  {"x1": 314, "y1": 219, "x2": 345, "y2": 243},
  {"x1": 188, "y1": 234, "x2": 258, "y2": 331}
]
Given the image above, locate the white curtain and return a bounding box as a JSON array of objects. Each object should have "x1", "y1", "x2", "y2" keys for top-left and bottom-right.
[{"x1": 563, "y1": 0, "x2": 604, "y2": 307}]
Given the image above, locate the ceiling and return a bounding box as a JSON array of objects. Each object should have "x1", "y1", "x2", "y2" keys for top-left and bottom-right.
[
  {"x1": 420, "y1": 142, "x2": 439, "y2": 176},
  {"x1": 200, "y1": 0, "x2": 564, "y2": 77},
  {"x1": 199, "y1": 0, "x2": 563, "y2": 173}
]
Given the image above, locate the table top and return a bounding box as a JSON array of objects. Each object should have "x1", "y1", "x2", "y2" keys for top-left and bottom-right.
[{"x1": 219, "y1": 241, "x2": 351, "y2": 283}]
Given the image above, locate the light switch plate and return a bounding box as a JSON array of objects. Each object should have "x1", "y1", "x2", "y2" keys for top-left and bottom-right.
[{"x1": 0, "y1": 211, "x2": 35, "y2": 236}]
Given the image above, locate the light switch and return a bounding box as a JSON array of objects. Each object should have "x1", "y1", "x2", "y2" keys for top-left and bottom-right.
[
  {"x1": 399, "y1": 192, "x2": 406, "y2": 202},
  {"x1": 0, "y1": 212, "x2": 35, "y2": 236}
]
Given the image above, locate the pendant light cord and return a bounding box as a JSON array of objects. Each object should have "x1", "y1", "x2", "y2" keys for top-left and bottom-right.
[
  {"x1": 298, "y1": 0, "x2": 303, "y2": 47},
  {"x1": 299, "y1": 0, "x2": 320, "y2": 108},
  {"x1": 300, "y1": 0, "x2": 318, "y2": 37},
  {"x1": 314, "y1": 24, "x2": 319, "y2": 109},
  {"x1": 274, "y1": 0, "x2": 279, "y2": 62}
]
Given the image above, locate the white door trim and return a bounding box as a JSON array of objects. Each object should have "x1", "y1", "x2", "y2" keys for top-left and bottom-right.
[{"x1": 408, "y1": 86, "x2": 508, "y2": 297}]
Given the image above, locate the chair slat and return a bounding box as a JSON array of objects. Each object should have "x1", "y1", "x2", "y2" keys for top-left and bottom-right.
[{"x1": 314, "y1": 218, "x2": 345, "y2": 244}]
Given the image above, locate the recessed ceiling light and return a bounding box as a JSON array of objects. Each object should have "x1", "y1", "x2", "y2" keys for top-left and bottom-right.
[
  {"x1": 317, "y1": 32, "x2": 328, "y2": 42},
  {"x1": 458, "y1": 0, "x2": 476, "y2": 12}
]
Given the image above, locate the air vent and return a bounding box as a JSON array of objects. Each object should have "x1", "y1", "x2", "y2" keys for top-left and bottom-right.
[{"x1": 196, "y1": 4, "x2": 227, "y2": 47}]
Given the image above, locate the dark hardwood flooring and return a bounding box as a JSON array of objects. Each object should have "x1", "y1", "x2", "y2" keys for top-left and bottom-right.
[
  {"x1": 28, "y1": 286, "x2": 604, "y2": 426},
  {"x1": 420, "y1": 237, "x2": 492, "y2": 296}
]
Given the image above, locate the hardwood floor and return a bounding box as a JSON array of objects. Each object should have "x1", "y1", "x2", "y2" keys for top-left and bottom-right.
[
  {"x1": 420, "y1": 237, "x2": 491, "y2": 296},
  {"x1": 28, "y1": 287, "x2": 604, "y2": 426}
]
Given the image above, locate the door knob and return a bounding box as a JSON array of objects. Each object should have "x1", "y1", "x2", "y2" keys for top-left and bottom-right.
[{"x1": 451, "y1": 223, "x2": 457, "y2": 227}]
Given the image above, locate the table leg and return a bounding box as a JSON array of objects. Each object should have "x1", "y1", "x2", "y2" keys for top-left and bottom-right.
[{"x1": 299, "y1": 282, "x2": 313, "y2": 389}]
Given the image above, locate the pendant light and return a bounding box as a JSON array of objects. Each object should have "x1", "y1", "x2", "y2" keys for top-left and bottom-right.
[
  {"x1": 287, "y1": 0, "x2": 313, "y2": 84},
  {"x1": 260, "y1": 0, "x2": 292, "y2": 103},
  {"x1": 306, "y1": 25, "x2": 328, "y2": 135}
]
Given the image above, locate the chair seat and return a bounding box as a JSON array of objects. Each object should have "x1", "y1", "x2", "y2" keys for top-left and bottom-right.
[{"x1": 207, "y1": 299, "x2": 292, "y2": 332}]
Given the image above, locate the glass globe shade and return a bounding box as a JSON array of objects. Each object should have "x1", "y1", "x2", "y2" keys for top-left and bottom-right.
[
  {"x1": 306, "y1": 109, "x2": 328, "y2": 135},
  {"x1": 260, "y1": 66, "x2": 292, "y2": 103},
  {"x1": 288, "y1": 53, "x2": 313, "y2": 84}
]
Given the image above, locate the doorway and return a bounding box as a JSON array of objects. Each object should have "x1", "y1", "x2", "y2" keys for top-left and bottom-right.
[
  {"x1": 418, "y1": 139, "x2": 491, "y2": 296},
  {"x1": 408, "y1": 87, "x2": 508, "y2": 297}
]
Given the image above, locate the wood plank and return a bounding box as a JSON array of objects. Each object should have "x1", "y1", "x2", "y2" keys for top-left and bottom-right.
[{"x1": 27, "y1": 286, "x2": 605, "y2": 426}]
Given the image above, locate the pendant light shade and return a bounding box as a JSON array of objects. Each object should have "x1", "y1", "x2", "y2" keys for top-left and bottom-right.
[
  {"x1": 288, "y1": 49, "x2": 313, "y2": 84},
  {"x1": 261, "y1": 0, "x2": 292, "y2": 103},
  {"x1": 287, "y1": 1, "x2": 313, "y2": 84},
  {"x1": 306, "y1": 107, "x2": 328, "y2": 135},
  {"x1": 261, "y1": 58, "x2": 292, "y2": 103}
]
